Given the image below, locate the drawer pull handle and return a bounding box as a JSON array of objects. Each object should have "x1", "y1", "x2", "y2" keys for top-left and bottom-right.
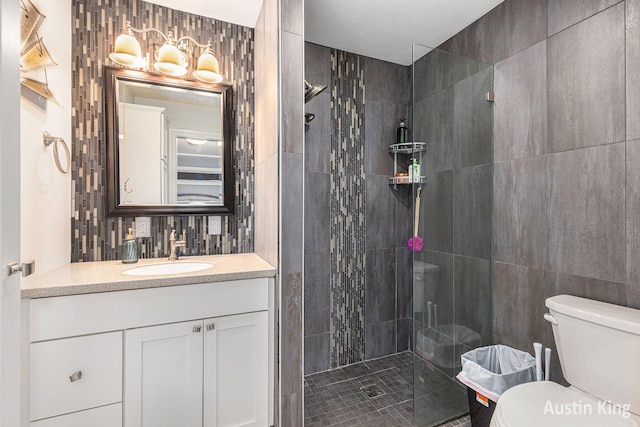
[
  {"x1": 193, "y1": 325, "x2": 202, "y2": 333},
  {"x1": 206, "y1": 323, "x2": 215, "y2": 331},
  {"x1": 69, "y1": 371, "x2": 83, "y2": 383}
]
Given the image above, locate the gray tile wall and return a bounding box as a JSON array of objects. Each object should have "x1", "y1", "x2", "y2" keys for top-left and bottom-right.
[
  {"x1": 280, "y1": 0, "x2": 305, "y2": 424},
  {"x1": 71, "y1": 0, "x2": 254, "y2": 262},
  {"x1": 303, "y1": 42, "x2": 411, "y2": 374},
  {"x1": 439, "y1": 0, "x2": 639, "y2": 384}
]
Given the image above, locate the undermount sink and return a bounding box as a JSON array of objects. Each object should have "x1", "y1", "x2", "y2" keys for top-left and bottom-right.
[{"x1": 122, "y1": 262, "x2": 214, "y2": 276}]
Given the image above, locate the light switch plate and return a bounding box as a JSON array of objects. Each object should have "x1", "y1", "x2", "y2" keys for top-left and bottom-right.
[
  {"x1": 209, "y1": 216, "x2": 221, "y2": 235},
  {"x1": 135, "y1": 217, "x2": 151, "y2": 237}
]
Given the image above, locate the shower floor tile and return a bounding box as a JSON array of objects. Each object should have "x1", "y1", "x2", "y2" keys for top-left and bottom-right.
[{"x1": 304, "y1": 351, "x2": 470, "y2": 427}]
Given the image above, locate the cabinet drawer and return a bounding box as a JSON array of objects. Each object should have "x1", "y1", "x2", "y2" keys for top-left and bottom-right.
[
  {"x1": 30, "y1": 332, "x2": 122, "y2": 421},
  {"x1": 30, "y1": 403, "x2": 122, "y2": 427}
]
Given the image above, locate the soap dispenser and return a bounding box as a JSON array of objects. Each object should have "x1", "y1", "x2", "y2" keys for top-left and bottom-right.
[{"x1": 122, "y1": 228, "x2": 139, "y2": 264}]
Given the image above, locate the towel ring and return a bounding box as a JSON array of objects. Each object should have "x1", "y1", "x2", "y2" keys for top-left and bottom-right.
[{"x1": 43, "y1": 131, "x2": 70, "y2": 174}]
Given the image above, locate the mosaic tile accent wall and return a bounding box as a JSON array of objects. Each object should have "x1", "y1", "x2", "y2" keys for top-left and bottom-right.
[
  {"x1": 71, "y1": 0, "x2": 254, "y2": 262},
  {"x1": 329, "y1": 49, "x2": 366, "y2": 366}
]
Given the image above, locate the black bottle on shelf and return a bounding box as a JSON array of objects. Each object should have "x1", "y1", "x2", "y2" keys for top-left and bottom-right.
[{"x1": 397, "y1": 119, "x2": 408, "y2": 144}]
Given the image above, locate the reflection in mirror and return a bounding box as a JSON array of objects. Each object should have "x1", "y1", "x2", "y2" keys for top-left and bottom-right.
[
  {"x1": 117, "y1": 80, "x2": 223, "y2": 205},
  {"x1": 105, "y1": 66, "x2": 234, "y2": 216}
]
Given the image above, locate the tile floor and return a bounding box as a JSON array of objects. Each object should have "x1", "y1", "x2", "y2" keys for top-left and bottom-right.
[{"x1": 304, "y1": 351, "x2": 470, "y2": 427}]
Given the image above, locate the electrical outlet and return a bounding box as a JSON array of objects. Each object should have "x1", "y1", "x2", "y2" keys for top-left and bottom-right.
[
  {"x1": 135, "y1": 217, "x2": 151, "y2": 237},
  {"x1": 209, "y1": 216, "x2": 221, "y2": 235}
]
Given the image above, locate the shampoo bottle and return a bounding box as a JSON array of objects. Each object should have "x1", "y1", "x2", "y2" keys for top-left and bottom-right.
[
  {"x1": 122, "y1": 228, "x2": 139, "y2": 264},
  {"x1": 397, "y1": 119, "x2": 408, "y2": 144}
]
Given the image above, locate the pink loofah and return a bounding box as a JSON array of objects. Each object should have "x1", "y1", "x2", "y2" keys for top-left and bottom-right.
[{"x1": 408, "y1": 236, "x2": 424, "y2": 252}]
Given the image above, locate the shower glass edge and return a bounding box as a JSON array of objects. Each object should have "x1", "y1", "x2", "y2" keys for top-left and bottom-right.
[{"x1": 411, "y1": 41, "x2": 494, "y2": 427}]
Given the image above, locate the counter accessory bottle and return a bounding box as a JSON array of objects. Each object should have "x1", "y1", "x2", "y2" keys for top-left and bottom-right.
[{"x1": 122, "y1": 228, "x2": 139, "y2": 264}]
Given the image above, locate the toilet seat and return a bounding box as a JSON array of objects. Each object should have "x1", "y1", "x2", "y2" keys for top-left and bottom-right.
[{"x1": 490, "y1": 382, "x2": 639, "y2": 427}]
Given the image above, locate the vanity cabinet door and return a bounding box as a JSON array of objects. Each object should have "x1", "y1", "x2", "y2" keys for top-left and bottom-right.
[
  {"x1": 203, "y1": 311, "x2": 268, "y2": 427},
  {"x1": 124, "y1": 320, "x2": 204, "y2": 427}
]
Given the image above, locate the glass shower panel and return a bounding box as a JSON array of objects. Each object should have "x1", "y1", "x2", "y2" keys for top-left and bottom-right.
[{"x1": 411, "y1": 42, "x2": 493, "y2": 427}]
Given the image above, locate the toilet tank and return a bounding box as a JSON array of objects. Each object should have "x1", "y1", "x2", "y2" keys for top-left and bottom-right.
[{"x1": 546, "y1": 295, "x2": 640, "y2": 416}]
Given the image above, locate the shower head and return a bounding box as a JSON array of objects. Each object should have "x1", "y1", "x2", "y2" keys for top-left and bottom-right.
[
  {"x1": 305, "y1": 113, "x2": 316, "y2": 123},
  {"x1": 304, "y1": 80, "x2": 327, "y2": 104}
]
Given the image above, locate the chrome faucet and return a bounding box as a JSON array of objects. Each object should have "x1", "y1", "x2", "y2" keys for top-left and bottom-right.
[{"x1": 169, "y1": 230, "x2": 186, "y2": 261}]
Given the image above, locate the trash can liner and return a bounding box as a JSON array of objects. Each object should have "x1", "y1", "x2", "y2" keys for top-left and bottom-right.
[{"x1": 459, "y1": 345, "x2": 536, "y2": 399}]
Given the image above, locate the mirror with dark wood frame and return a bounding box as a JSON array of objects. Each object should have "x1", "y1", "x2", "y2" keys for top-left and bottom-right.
[{"x1": 104, "y1": 66, "x2": 234, "y2": 216}]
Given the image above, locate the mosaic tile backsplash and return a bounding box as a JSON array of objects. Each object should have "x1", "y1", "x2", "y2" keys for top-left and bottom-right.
[
  {"x1": 71, "y1": 0, "x2": 254, "y2": 262},
  {"x1": 329, "y1": 49, "x2": 366, "y2": 366}
]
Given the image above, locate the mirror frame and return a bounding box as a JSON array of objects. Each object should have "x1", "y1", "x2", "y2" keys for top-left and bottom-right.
[{"x1": 104, "y1": 66, "x2": 235, "y2": 216}]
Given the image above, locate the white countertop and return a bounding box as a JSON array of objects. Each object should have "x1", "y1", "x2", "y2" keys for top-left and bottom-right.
[{"x1": 21, "y1": 253, "x2": 276, "y2": 299}]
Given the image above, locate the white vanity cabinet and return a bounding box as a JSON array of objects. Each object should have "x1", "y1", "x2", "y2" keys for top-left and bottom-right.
[
  {"x1": 124, "y1": 312, "x2": 268, "y2": 427},
  {"x1": 23, "y1": 277, "x2": 273, "y2": 427}
]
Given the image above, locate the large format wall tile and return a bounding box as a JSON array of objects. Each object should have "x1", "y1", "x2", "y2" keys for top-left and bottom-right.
[
  {"x1": 366, "y1": 175, "x2": 397, "y2": 250},
  {"x1": 439, "y1": 12, "x2": 494, "y2": 64},
  {"x1": 396, "y1": 247, "x2": 413, "y2": 320},
  {"x1": 454, "y1": 67, "x2": 493, "y2": 168},
  {"x1": 453, "y1": 164, "x2": 493, "y2": 260},
  {"x1": 454, "y1": 256, "x2": 493, "y2": 344},
  {"x1": 305, "y1": 333, "x2": 330, "y2": 375},
  {"x1": 626, "y1": 141, "x2": 640, "y2": 297},
  {"x1": 365, "y1": 100, "x2": 409, "y2": 176},
  {"x1": 304, "y1": 172, "x2": 330, "y2": 255},
  {"x1": 304, "y1": 251, "x2": 331, "y2": 336},
  {"x1": 304, "y1": 93, "x2": 331, "y2": 173},
  {"x1": 547, "y1": 4, "x2": 625, "y2": 153},
  {"x1": 305, "y1": 42, "x2": 331, "y2": 88},
  {"x1": 548, "y1": 143, "x2": 625, "y2": 282},
  {"x1": 493, "y1": 263, "x2": 549, "y2": 352},
  {"x1": 413, "y1": 49, "x2": 485, "y2": 102},
  {"x1": 365, "y1": 320, "x2": 397, "y2": 359},
  {"x1": 365, "y1": 57, "x2": 411, "y2": 104},
  {"x1": 547, "y1": 270, "x2": 627, "y2": 306},
  {"x1": 281, "y1": 0, "x2": 303, "y2": 35},
  {"x1": 494, "y1": 156, "x2": 548, "y2": 269},
  {"x1": 547, "y1": 0, "x2": 621, "y2": 36},
  {"x1": 282, "y1": 31, "x2": 304, "y2": 154},
  {"x1": 282, "y1": 153, "x2": 304, "y2": 276},
  {"x1": 627, "y1": 0, "x2": 640, "y2": 141},
  {"x1": 365, "y1": 249, "x2": 397, "y2": 325},
  {"x1": 414, "y1": 87, "x2": 454, "y2": 172},
  {"x1": 421, "y1": 169, "x2": 453, "y2": 253},
  {"x1": 493, "y1": 0, "x2": 547, "y2": 63},
  {"x1": 494, "y1": 41, "x2": 547, "y2": 162}
]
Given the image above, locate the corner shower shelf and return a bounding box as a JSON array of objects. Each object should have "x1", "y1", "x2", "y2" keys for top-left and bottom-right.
[
  {"x1": 389, "y1": 142, "x2": 427, "y2": 188},
  {"x1": 389, "y1": 176, "x2": 427, "y2": 185},
  {"x1": 389, "y1": 142, "x2": 426, "y2": 154}
]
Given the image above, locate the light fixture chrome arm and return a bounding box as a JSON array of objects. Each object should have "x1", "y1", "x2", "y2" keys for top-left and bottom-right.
[{"x1": 124, "y1": 21, "x2": 168, "y2": 41}]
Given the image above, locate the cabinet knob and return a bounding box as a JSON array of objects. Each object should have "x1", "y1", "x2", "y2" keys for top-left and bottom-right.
[
  {"x1": 206, "y1": 323, "x2": 215, "y2": 331},
  {"x1": 69, "y1": 371, "x2": 83, "y2": 383},
  {"x1": 192, "y1": 325, "x2": 202, "y2": 333}
]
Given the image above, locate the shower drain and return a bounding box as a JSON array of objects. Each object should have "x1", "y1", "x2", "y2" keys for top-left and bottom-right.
[{"x1": 360, "y1": 383, "x2": 385, "y2": 398}]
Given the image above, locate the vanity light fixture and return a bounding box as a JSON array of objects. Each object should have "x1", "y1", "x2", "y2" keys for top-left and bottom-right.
[{"x1": 110, "y1": 21, "x2": 223, "y2": 83}]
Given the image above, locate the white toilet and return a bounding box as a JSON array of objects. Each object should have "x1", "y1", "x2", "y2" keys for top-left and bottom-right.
[{"x1": 490, "y1": 295, "x2": 640, "y2": 427}]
